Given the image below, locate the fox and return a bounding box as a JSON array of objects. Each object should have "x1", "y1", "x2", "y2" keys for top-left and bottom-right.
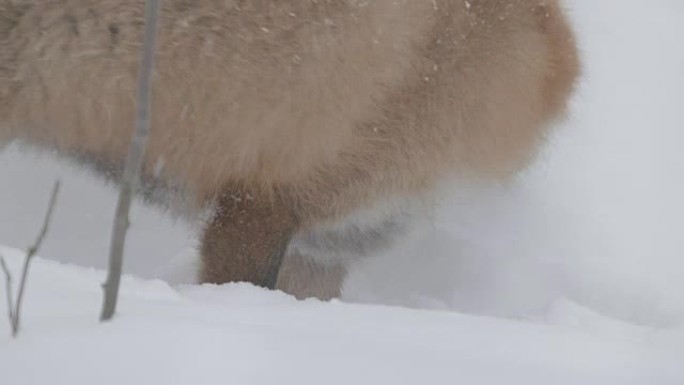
[{"x1": 0, "y1": 0, "x2": 579, "y2": 299}]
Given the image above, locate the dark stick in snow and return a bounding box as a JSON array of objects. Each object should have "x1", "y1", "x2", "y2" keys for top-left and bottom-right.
[
  {"x1": 0, "y1": 257, "x2": 14, "y2": 333},
  {"x1": 1, "y1": 180, "x2": 60, "y2": 337},
  {"x1": 100, "y1": 0, "x2": 161, "y2": 321}
]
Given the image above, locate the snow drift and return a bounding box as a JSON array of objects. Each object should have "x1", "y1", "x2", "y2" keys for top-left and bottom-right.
[{"x1": 0, "y1": 247, "x2": 682, "y2": 385}]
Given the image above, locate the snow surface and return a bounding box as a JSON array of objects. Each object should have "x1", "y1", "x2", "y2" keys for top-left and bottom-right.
[
  {"x1": 1, "y1": 0, "x2": 684, "y2": 383},
  {"x1": 1, "y1": 247, "x2": 682, "y2": 385}
]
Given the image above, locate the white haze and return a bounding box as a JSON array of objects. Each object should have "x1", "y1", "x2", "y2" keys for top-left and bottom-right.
[{"x1": 0, "y1": 0, "x2": 682, "y2": 330}]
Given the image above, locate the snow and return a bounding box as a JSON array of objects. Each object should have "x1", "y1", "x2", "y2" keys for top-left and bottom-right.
[
  {"x1": 1, "y1": 0, "x2": 684, "y2": 383},
  {"x1": 1, "y1": 248, "x2": 682, "y2": 385}
]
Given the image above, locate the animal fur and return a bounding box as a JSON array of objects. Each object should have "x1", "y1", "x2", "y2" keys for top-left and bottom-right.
[{"x1": 0, "y1": 0, "x2": 579, "y2": 299}]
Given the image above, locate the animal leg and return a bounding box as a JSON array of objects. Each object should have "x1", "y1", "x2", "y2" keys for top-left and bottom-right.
[{"x1": 199, "y1": 187, "x2": 297, "y2": 289}]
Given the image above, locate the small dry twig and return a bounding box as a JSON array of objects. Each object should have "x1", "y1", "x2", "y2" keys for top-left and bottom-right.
[
  {"x1": 0, "y1": 257, "x2": 14, "y2": 330},
  {"x1": 100, "y1": 0, "x2": 161, "y2": 321},
  {"x1": 1, "y1": 180, "x2": 60, "y2": 337}
]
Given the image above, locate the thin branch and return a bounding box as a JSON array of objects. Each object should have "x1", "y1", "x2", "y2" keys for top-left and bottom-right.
[
  {"x1": 12, "y1": 180, "x2": 60, "y2": 336},
  {"x1": 0, "y1": 180, "x2": 60, "y2": 337},
  {"x1": 25, "y1": 181, "x2": 61, "y2": 258},
  {"x1": 101, "y1": 0, "x2": 161, "y2": 321},
  {"x1": 0, "y1": 256, "x2": 14, "y2": 331}
]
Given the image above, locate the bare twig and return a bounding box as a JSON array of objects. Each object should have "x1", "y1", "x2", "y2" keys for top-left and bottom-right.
[
  {"x1": 0, "y1": 180, "x2": 60, "y2": 337},
  {"x1": 101, "y1": 0, "x2": 161, "y2": 321},
  {"x1": 13, "y1": 181, "x2": 61, "y2": 335},
  {"x1": 0, "y1": 257, "x2": 14, "y2": 330}
]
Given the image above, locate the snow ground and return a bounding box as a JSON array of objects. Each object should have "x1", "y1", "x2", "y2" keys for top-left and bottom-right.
[
  {"x1": 1, "y1": 0, "x2": 683, "y2": 383},
  {"x1": 1, "y1": 248, "x2": 682, "y2": 385}
]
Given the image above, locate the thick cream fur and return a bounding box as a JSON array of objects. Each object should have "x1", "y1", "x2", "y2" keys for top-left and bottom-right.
[{"x1": 1, "y1": 0, "x2": 579, "y2": 225}]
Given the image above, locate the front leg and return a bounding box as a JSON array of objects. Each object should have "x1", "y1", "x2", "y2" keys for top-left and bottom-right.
[{"x1": 199, "y1": 187, "x2": 297, "y2": 289}]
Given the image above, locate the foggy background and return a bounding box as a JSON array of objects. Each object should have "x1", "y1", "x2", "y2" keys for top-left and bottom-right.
[{"x1": 1, "y1": 0, "x2": 682, "y2": 328}]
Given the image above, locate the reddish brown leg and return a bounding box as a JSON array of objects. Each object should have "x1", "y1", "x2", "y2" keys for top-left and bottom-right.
[{"x1": 199, "y1": 188, "x2": 297, "y2": 289}]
